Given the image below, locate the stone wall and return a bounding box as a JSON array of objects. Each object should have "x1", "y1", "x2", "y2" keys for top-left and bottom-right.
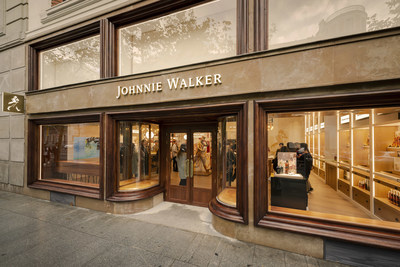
[{"x1": 0, "y1": 0, "x2": 28, "y2": 190}]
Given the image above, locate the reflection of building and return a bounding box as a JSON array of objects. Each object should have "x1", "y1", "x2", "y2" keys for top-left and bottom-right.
[
  {"x1": 1, "y1": 1, "x2": 400, "y2": 266},
  {"x1": 316, "y1": 5, "x2": 367, "y2": 39},
  {"x1": 270, "y1": 5, "x2": 368, "y2": 49}
]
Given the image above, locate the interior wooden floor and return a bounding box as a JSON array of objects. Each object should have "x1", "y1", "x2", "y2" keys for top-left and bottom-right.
[{"x1": 308, "y1": 172, "x2": 375, "y2": 219}]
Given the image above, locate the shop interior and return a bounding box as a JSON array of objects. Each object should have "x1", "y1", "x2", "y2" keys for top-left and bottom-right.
[{"x1": 268, "y1": 107, "x2": 400, "y2": 225}]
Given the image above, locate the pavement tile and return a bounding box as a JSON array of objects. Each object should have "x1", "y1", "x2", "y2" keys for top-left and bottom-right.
[
  {"x1": 171, "y1": 259, "x2": 199, "y2": 267},
  {"x1": 215, "y1": 238, "x2": 254, "y2": 267},
  {"x1": 56, "y1": 239, "x2": 115, "y2": 267},
  {"x1": 181, "y1": 234, "x2": 222, "y2": 266},
  {"x1": 284, "y1": 252, "x2": 309, "y2": 267},
  {"x1": 84, "y1": 244, "x2": 148, "y2": 267},
  {"x1": 22, "y1": 227, "x2": 101, "y2": 266},
  {"x1": 0, "y1": 223, "x2": 60, "y2": 263},
  {"x1": 160, "y1": 228, "x2": 197, "y2": 259},
  {"x1": 252, "y1": 244, "x2": 286, "y2": 267},
  {"x1": 138, "y1": 248, "x2": 175, "y2": 267}
]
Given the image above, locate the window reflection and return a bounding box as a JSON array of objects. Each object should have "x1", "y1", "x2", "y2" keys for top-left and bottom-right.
[
  {"x1": 40, "y1": 35, "x2": 100, "y2": 89},
  {"x1": 40, "y1": 123, "x2": 100, "y2": 186},
  {"x1": 269, "y1": 1, "x2": 400, "y2": 49},
  {"x1": 217, "y1": 116, "x2": 237, "y2": 207},
  {"x1": 119, "y1": 122, "x2": 159, "y2": 191},
  {"x1": 119, "y1": 0, "x2": 236, "y2": 75}
]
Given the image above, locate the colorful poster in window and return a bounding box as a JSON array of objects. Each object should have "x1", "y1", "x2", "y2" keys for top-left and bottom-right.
[{"x1": 73, "y1": 137, "x2": 100, "y2": 160}]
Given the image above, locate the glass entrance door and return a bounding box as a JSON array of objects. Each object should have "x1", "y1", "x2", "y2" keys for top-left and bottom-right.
[{"x1": 166, "y1": 127, "x2": 215, "y2": 206}]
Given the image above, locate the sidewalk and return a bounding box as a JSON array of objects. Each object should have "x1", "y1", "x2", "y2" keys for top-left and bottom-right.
[{"x1": 0, "y1": 190, "x2": 348, "y2": 266}]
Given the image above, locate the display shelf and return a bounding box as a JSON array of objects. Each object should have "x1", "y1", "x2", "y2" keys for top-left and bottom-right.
[
  {"x1": 352, "y1": 186, "x2": 370, "y2": 210},
  {"x1": 374, "y1": 175, "x2": 400, "y2": 190},
  {"x1": 374, "y1": 197, "x2": 400, "y2": 222},
  {"x1": 374, "y1": 171, "x2": 400, "y2": 184},
  {"x1": 353, "y1": 165, "x2": 370, "y2": 173},
  {"x1": 338, "y1": 178, "x2": 350, "y2": 196}
]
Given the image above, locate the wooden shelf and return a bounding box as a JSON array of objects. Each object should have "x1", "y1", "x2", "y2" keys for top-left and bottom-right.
[
  {"x1": 374, "y1": 176, "x2": 400, "y2": 190},
  {"x1": 353, "y1": 185, "x2": 370, "y2": 195},
  {"x1": 338, "y1": 178, "x2": 350, "y2": 185},
  {"x1": 352, "y1": 186, "x2": 370, "y2": 210},
  {"x1": 375, "y1": 197, "x2": 400, "y2": 213},
  {"x1": 353, "y1": 165, "x2": 370, "y2": 174},
  {"x1": 374, "y1": 171, "x2": 400, "y2": 184}
]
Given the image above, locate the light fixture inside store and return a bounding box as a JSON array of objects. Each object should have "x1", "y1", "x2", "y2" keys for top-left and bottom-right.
[
  {"x1": 267, "y1": 118, "x2": 274, "y2": 131},
  {"x1": 145, "y1": 131, "x2": 154, "y2": 139}
]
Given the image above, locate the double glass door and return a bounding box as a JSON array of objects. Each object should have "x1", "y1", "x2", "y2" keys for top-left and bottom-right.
[{"x1": 166, "y1": 125, "x2": 216, "y2": 207}]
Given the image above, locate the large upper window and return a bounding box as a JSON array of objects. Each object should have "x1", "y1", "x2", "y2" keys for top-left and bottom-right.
[
  {"x1": 118, "y1": 0, "x2": 236, "y2": 75},
  {"x1": 267, "y1": 107, "x2": 400, "y2": 227},
  {"x1": 268, "y1": 1, "x2": 400, "y2": 49},
  {"x1": 39, "y1": 35, "x2": 100, "y2": 89}
]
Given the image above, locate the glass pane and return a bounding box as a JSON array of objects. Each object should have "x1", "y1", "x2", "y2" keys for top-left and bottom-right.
[
  {"x1": 216, "y1": 116, "x2": 237, "y2": 207},
  {"x1": 118, "y1": 122, "x2": 159, "y2": 191},
  {"x1": 41, "y1": 123, "x2": 100, "y2": 186},
  {"x1": 118, "y1": 122, "x2": 140, "y2": 190},
  {"x1": 40, "y1": 35, "x2": 100, "y2": 89},
  {"x1": 268, "y1": 107, "x2": 400, "y2": 227},
  {"x1": 118, "y1": 0, "x2": 236, "y2": 75},
  {"x1": 170, "y1": 133, "x2": 188, "y2": 186},
  {"x1": 269, "y1": 1, "x2": 400, "y2": 49},
  {"x1": 193, "y1": 132, "x2": 212, "y2": 189}
]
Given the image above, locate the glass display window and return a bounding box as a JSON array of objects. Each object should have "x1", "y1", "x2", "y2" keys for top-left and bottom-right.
[
  {"x1": 216, "y1": 116, "x2": 237, "y2": 207},
  {"x1": 118, "y1": 0, "x2": 236, "y2": 75},
  {"x1": 39, "y1": 35, "x2": 100, "y2": 89},
  {"x1": 118, "y1": 122, "x2": 160, "y2": 191},
  {"x1": 266, "y1": 106, "x2": 400, "y2": 226},
  {"x1": 40, "y1": 122, "x2": 100, "y2": 187}
]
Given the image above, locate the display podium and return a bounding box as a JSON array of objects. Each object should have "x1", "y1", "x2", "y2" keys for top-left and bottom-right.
[{"x1": 271, "y1": 173, "x2": 308, "y2": 210}]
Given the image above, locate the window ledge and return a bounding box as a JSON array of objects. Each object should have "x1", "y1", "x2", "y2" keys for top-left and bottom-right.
[
  {"x1": 29, "y1": 180, "x2": 101, "y2": 199},
  {"x1": 107, "y1": 186, "x2": 165, "y2": 202},
  {"x1": 209, "y1": 198, "x2": 245, "y2": 224},
  {"x1": 41, "y1": 0, "x2": 101, "y2": 24}
]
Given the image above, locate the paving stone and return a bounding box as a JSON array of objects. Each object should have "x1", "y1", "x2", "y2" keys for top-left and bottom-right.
[
  {"x1": 215, "y1": 238, "x2": 255, "y2": 267},
  {"x1": 285, "y1": 251, "x2": 309, "y2": 267},
  {"x1": 84, "y1": 244, "x2": 148, "y2": 267},
  {"x1": 253, "y1": 244, "x2": 286, "y2": 267},
  {"x1": 137, "y1": 249, "x2": 175, "y2": 267}
]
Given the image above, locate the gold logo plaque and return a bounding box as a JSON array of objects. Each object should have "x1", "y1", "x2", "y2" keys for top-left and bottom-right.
[{"x1": 2, "y1": 92, "x2": 24, "y2": 114}]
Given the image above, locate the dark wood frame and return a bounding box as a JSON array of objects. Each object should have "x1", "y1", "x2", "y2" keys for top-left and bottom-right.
[
  {"x1": 27, "y1": 114, "x2": 104, "y2": 199},
  {"x1": 164, "y1": 124, "x2": 218, "y2": 207},
  {"x1": 28, "y1": 22, "x2": 102, "y2": 91},
  {"x1": 28, "y1": 0, "x2": 249, "y2": 91},
  {"x1": 106, "y1": 102, "x2": 248, "y2": 224},
  {"x1": 254, "y1": 89, "x2": 400, "y2": 250},
  {"x1": 253, "y1": 0, "x2": 268, "y2": 52}
]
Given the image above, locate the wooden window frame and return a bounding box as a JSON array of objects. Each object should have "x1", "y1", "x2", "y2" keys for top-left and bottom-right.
[
  {"x1": 254, "y1": 84, "x2": 400, "y2": 250},
  {"x1": 28, "y1": 114, "x2": 104, "y2": 199},
  {"x1": 28, "y1": 21, "x2": 104, "y2": 91},
  {"x1": 106, "y1": 102, "x2": 248, "y2": 224}
]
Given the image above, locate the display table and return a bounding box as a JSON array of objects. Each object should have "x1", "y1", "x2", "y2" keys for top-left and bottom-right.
[{"x1": 270, "y1": 173, "x2": 308, "y2": 210}]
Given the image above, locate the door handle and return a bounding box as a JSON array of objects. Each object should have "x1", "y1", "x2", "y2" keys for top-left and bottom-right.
[
  {"x1": 190, "y1": 159, "x2": 194, "y2": 177},
  {"x1": 185, "y1": 159, "x2": 189, "y2": 177}
]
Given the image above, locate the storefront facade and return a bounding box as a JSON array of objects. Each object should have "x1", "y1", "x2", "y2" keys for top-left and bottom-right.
[{"x1": 2, "y1": 0, "x2": 400, "y2": 264}]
